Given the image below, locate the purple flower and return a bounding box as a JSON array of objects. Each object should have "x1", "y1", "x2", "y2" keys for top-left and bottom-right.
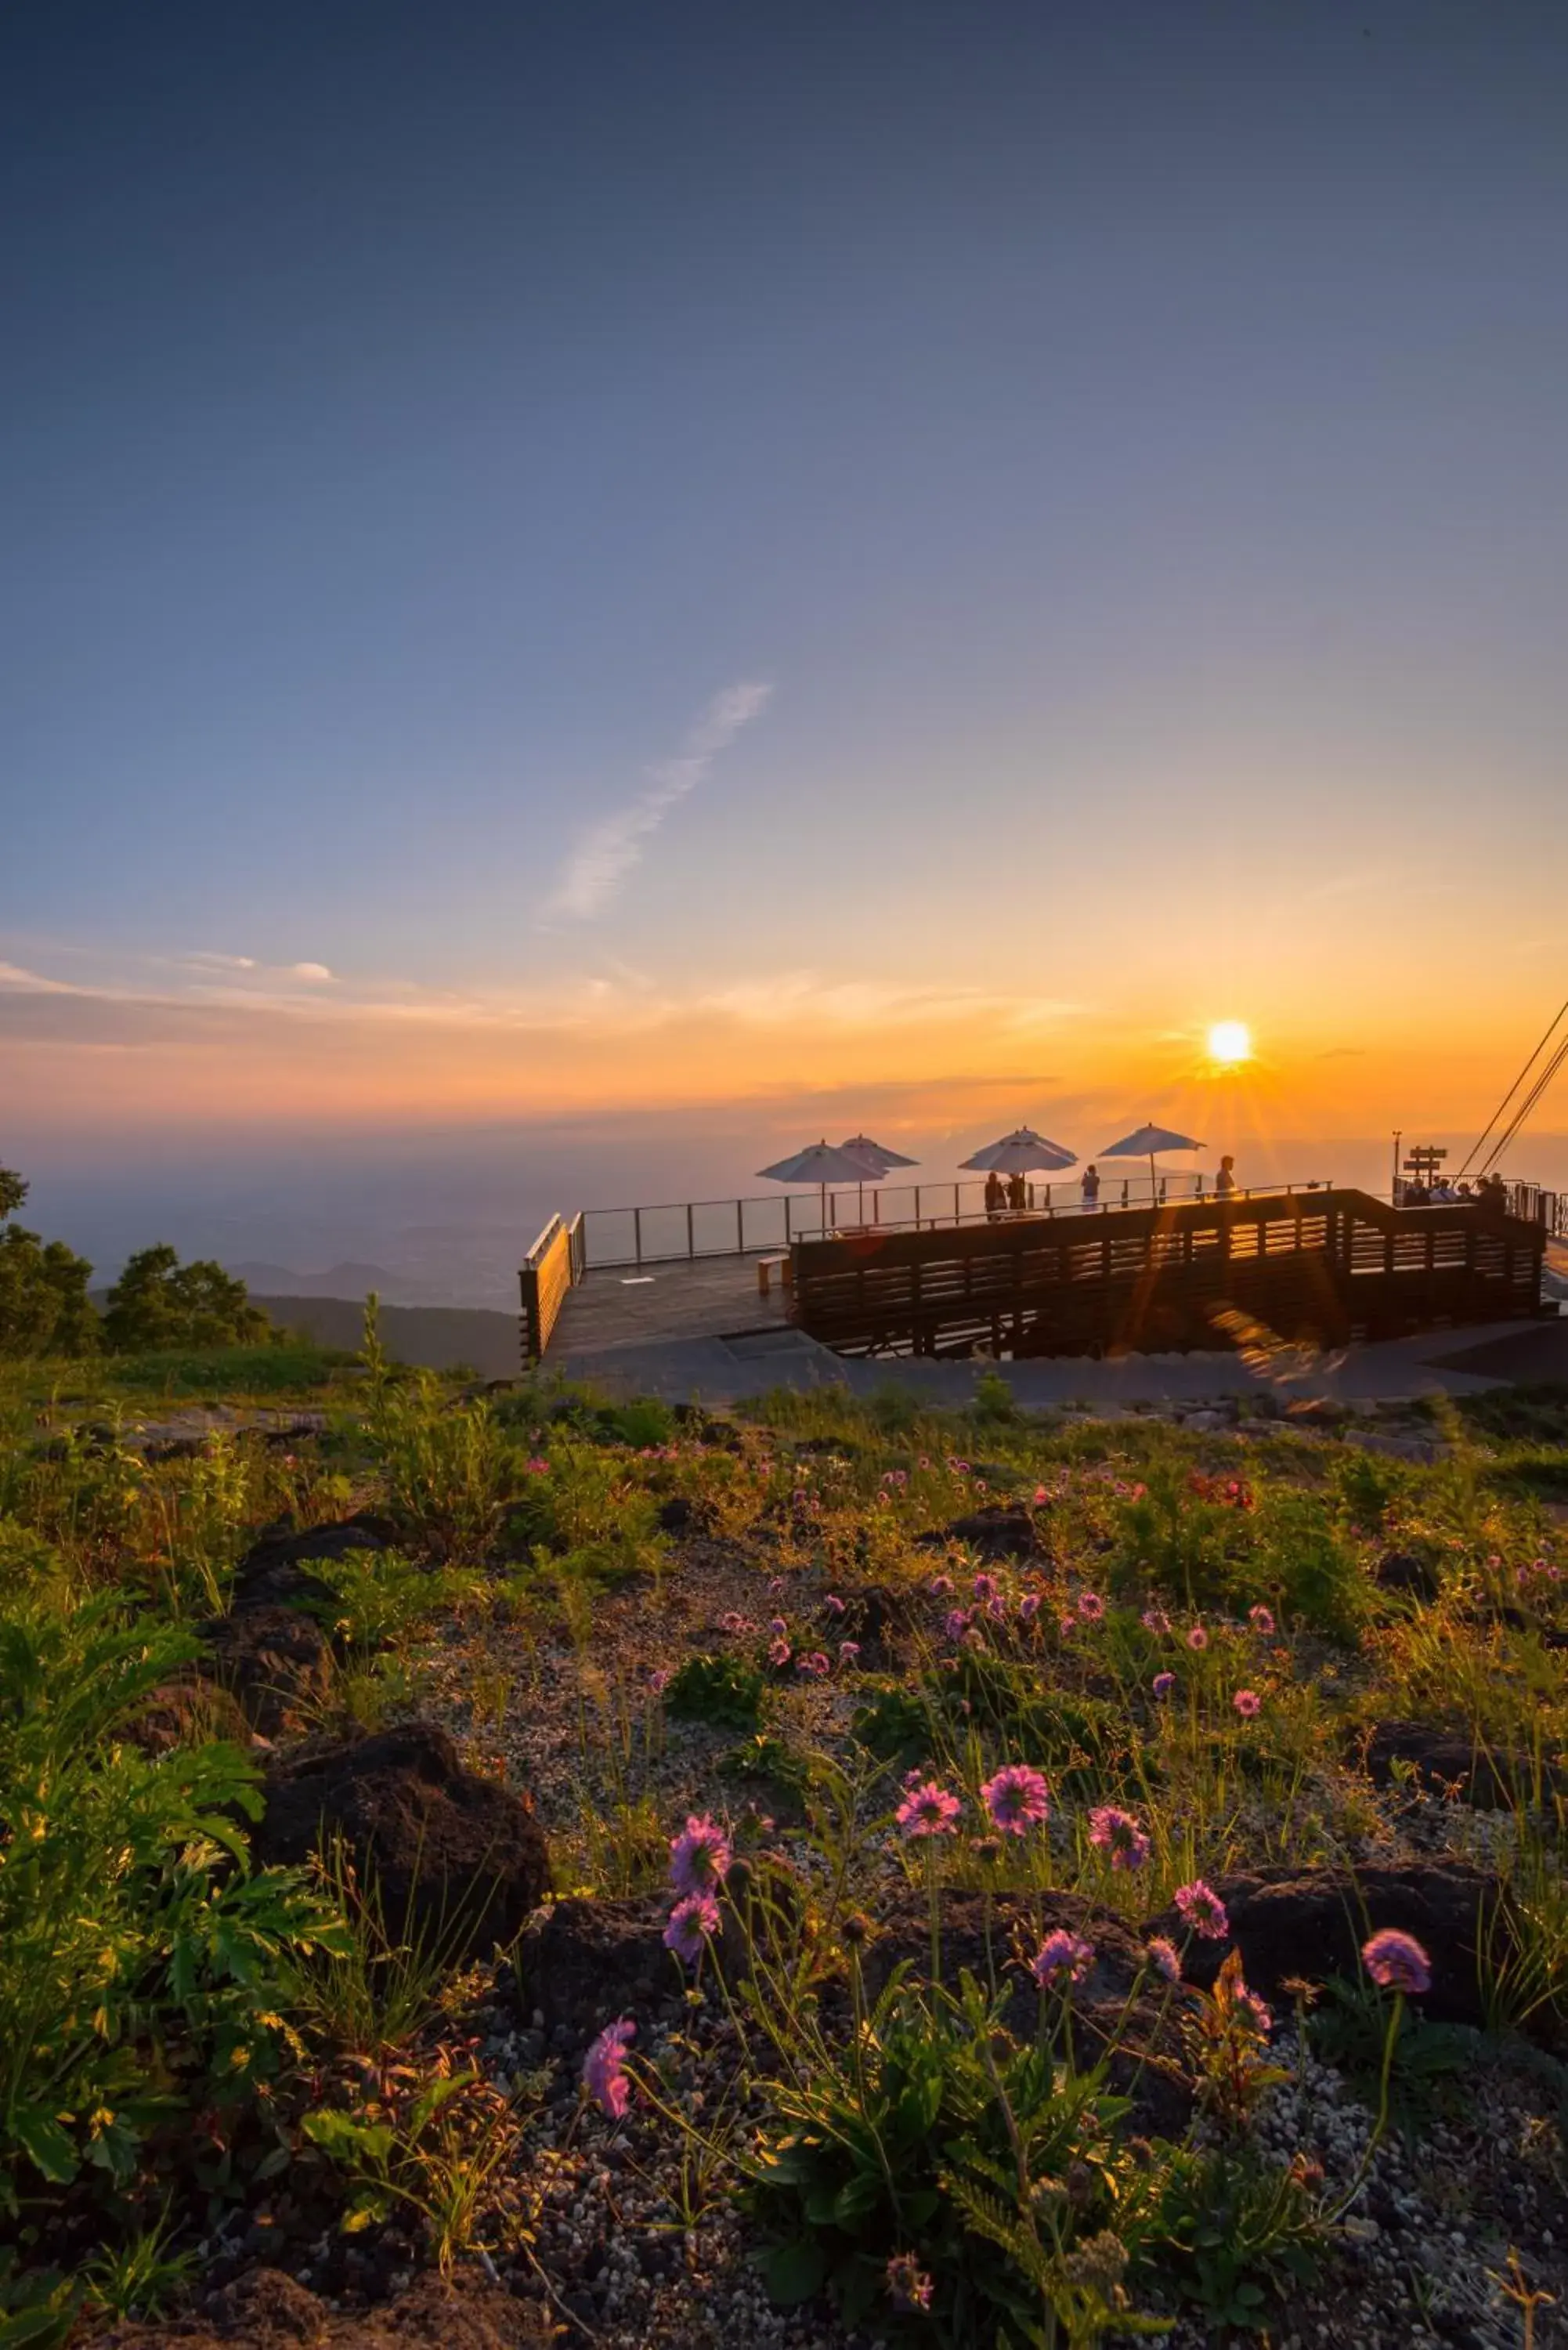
[
  {"x1": 980, "y1": 1762, "x2": 1051, "y2": 1837},
  {"x1": 1077, "y1": 1590, "x2": 1105, "y2": 1622},
  {"x1": 1233, "y1": 1688, "x2": 1261, "y2": 1719},
  {"x1": 648, "y1": 1668, "x2": 670, "y2": 1695},
  {"x1": 1361, "y1": 1928, "x2": 1432, "y2": 1994},
  {"x1": 1018, "y1": 1593, "x2": 1041, "y2": 1622},
  {"x1": 582, "y1": 2017, "x2": 634, "y2": 2117},
  {"x1": 972, "y1": 1572, "x2": 999, "y2": 1602},
  {"x1": 668, "y1": 1813, "x2": 732, "y2": 1898},
  {"x1": 1087, "y1": 1805, "x2": 1150, "y2": 1870},
  {"x1": 1173, "y1": 1879, "x2": 1229, "y2": 1941},
  {"x1": 1151, "y1": 1671, "x2": 1176, "y2": 1699},
  {"x1": 1146, "y1": 1935, "x2": 1182, "y2": 1983},
  {"x1": 1030, "y1": 1929, "x2": 1094, "y2": 1987},
  {"x1": 663, "y1": 1894, "x2": 721, "y2": 1965},
  {"x1": 896, "y1": 1779, "x2": 962, "y2": 1838},
  {"x1": 986, "y1": 1594, "x2": 1007, "y2": 1622},
  {"x1": 768, "y1": 1617, "x2": 787, "y2": 1636},
  {"x1": 928, "y1": 1574, "x2": 953, "y2": 1596},
  {"x1": 1248, "y1": 1604, "x2": 1276, "y2": 1636},
  {"x1": 943, "y1": 1607, "x2": 971, "y2": 1641},
  {"x1": 885, "y1": 2254, "x2": 934, "y2": 2313}
]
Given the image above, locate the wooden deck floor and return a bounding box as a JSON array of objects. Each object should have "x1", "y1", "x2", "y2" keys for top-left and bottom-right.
[{"x1": 553, "y1": 1255, "x2": 792, "y2": 1355}]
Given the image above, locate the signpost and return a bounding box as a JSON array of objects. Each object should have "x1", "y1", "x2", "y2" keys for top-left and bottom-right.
[{"x1": 1400, "y1": 1145, "x2": 1447, "y2": 1199}]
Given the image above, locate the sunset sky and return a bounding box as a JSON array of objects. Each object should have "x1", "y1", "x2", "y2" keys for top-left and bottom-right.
[{"x1": 5, "y1": 1, "x2": 1568, "y2": 1249}]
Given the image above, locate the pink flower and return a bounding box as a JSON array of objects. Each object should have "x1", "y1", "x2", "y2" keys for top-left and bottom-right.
[
  {"x1": 1248, "y1": 1604, "x2": 1276, "y2": 1636},
  {"x1": 928, "y1": 1574, "x2": 954, "y2": 1596},
  {"x1": 583, "y1": 2017, "x2": 634, "y2": 2117},
  {"x1": 768, "y1": 1576, "x2": 786, "y2": 1593},
  {"x1": 1033, "y1": 1484, "x2": 1049, "y2": 1505},
  {"x1": 717, "y1": 1611, "x2": 749, "y2": 1634},
  {"x1": 1151, "y1": 1671, "x2": 1176, "y2": 1698},
  {"x1": 663, "y1": 1893, "x2": 721, "y2": 1964},
  {"x1": 1146, "y1": 1935, "x2": 1182, "y2": 1983},
  {"x1": 768, "y1": 1636, "x2": 791, "y2": 1667},
  {"x1": 1077, "y1": 1590, "x2": 1105, "y2": 1622},
  {"x1": 1087, "y1": 1806, "x2": 1150, "y2": 1870},
  {"x1": 838, "y1": 1640, "x2": 861, "y2": 1662},
  {"x1": 1173, "y1": 1879, "x2": 1229, "y2": 1941},
  {"x1": 668, "y1": 1814, "x2": 731, "y2": 1898},
  {"x1": 1186, "y1": 1625, "x2": 1209, "y2": 1651},
  {"x1": 1017, "y1": 1593, "x2": 1041, "y2": 1622},
  {"x1": 986, "y1": 1594, "x2": 1006, "y2": 1622},
  {"x1": 896, "y1": 1780, "x2": 962, "y2": 1838},
  {"x1": 1030, "y1": 1929, "x2": 1094, "y2": 1987},
  {"x1": 648, "y1": 1668, "x2": 670, "y2": 1695},
  {"x1": 1141, "y1": 1607, "x2": 1170, "y2": 1633},
  {"x1": 980, "y1": 1763, "x2": 1051, "y2": 1837},
  {"x1": 824, "y1": 1593, "x2": 846, "y2": 1615},
  {"x1": 1233, "y1": 1688, "x2": 1261, "y2": 1719},
  {"x1": 1058, "y1": 1613, "x2": 1076, "y2": 1636},
  {"x1": 796, "y1": 1650, "x2": 831, "y2": 1678},
  {"x1": 1361, "y1": 1928, "x2": 1432, "y2": 1994},
  {"x1": 526, "y1": 1456, "x2": 549, "y2": 1475},
  {"x1": 886, "y1": 2254, "x2": 934, "y2": 2313}
]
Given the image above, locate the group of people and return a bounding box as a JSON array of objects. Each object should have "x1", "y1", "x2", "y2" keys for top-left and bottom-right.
[
  {"x1": 1401, "y1": 1170, "x2": 1507, "y2": 1208},
  {"x1": 984, "y1": 1155, "x2": 1241, "y2": 1219}
]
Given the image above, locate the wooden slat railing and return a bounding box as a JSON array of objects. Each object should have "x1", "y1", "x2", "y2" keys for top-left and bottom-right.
[
  {"x1": 518, "y1": 1213, "x2": 582, "y2": 1363},
  {"x1": 787, "y1": 1188, "x2": 1548, "y2": 1361}
]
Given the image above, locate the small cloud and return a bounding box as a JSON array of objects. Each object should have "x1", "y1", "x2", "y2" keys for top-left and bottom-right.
[
  {"x1": 545, "y1": 679, "x2": 774, "y2": 920},
  {"x1": 0, "y1": 960, "x2": 81, "y2": 994},
  {"x1": 1317, "y1": 1047, "x2": 1366, "y2": 1059},
  {"x1": 287, "y1": 963, "x2": 335, "y2": 982},
  {"x1": 181, "y1": 951, "x2": 258, "y2": 971}
]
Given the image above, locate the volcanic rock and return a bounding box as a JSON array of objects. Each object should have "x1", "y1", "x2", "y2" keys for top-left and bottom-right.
[{"x1": 252, "y1": 1723, "x2": 549, "y2": 1962}]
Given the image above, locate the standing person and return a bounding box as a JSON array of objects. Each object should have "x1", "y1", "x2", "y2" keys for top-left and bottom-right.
[
  {"x1": 985, "y1": 1169, "x2": 1005, "y2": 1220},
  {"x1": 1081, "y1": 1163, "x2": 1100, "y2": 1212},
  {"x1": 1215, "y1": 1154, "x2": 1238, "y2": 1200},
  {"x1": 1006, "y1": 1169, "x2": 1027, "y2": 1213}
]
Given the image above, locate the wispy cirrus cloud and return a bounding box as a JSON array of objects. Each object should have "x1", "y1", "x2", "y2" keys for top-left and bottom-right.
[{"x1": 544, "y1": 680, "x2": 773, "y2": 920}]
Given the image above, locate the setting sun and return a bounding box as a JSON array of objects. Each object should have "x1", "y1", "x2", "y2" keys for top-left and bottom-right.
[{"x1": 1207, "y1": 1020, "x2": 1252, "y2": 1067}]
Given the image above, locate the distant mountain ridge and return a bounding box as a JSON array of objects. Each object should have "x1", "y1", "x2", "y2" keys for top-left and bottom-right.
[{"x1": 226, "y1": 1260, "x2": 444, "y2": 1306}]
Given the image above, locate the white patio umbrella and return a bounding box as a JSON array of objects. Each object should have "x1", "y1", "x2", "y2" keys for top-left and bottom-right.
[
  {"x1": 959, "y1": 1126, "x2": 1077, "y2": 1176},
  {"x1": 837, "y1": 1134, "x2": 919, "y2": 1219},
  {"x1": 1099, "y1": 1121, "x2": 1205, "y2": 1205},
  {"x1": 757, "y1": 1140, "x2": 891, "y2": 1231}
]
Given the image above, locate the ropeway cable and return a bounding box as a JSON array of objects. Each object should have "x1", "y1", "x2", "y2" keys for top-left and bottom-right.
[
  {"x1": 1458, "y1": 993, "x2": 1568, "y2": 1178},
  {"x1": 1477, "y1": 1024, "x2": 1568, "y2": 1175}
]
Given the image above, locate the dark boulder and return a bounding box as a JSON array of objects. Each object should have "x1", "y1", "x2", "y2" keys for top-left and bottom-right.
[
  {"x1": 252, "y1": 1723, "x2": 550, "y2": 1962},
  {"x1": 1360, "y1": 1720, "x2": 1562, "y2": 1810},
  {"x1": 230, "y1": 1515, "x2": 400, "y2": 1614},
  {"x1": 122, "y1": 1676, "x2": 258, "y2": 1756},
  {"x1": 656, "y1": 1495, "x2": 696, "y2": 1537},
  {"x1": 197, "y1": 1605, "x2": 336, "y2": 1737},
  {"x1": 1143, "y1": 1860, "x2": 1508, "y2": 2030},
  {"x1": 917, "y1": 1504, "x2": 1040, "y2": 1564},
  {"x1": 519, "y1": 1894, "x2": 677, "y2": 2034},
  {"x1": 1374, "y1": 1551, "x2": 1443, "y2": 1603}
]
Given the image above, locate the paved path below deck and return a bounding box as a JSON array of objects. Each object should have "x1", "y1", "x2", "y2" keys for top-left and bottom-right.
[{"x1": 557, "y1": 1314, "x2": 1565, "y2": 1408}]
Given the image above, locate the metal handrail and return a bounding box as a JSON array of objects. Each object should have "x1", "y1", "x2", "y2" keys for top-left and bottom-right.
[{"x1": 573, "y1": 1177, "x2": 1343, "y2": 1269}]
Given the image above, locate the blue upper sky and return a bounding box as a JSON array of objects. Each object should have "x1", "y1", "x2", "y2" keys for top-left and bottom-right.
[{"x1": 3, "y1": 0, "x2": 1567, "y2": 1165}]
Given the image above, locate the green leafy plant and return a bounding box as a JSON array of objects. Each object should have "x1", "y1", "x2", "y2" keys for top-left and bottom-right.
[
  {"x1": 1144, "y1": 2148, "x2": 1323, "y2": 2333},
  {"x1": 1307, "y1": 1975, "x2": 1472, "y2": 2144},
  {"x1": 666, "y1": 1650, "x2": 766, "y2": 1730},
  {"x1": 746, "y1": 1966, "x2": 1169, "y2": 2345}
]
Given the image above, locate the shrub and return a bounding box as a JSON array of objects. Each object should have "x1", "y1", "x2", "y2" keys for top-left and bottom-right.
[
  {"x1": 0, "y1": 1596, "x2": 345, "y2": 2230},
  {"x1": 103, "y1": 1246, "x2": 269, "y2": 1354},
  {"x1": 0, "y1": 1194, "x2": 97, "y2": 1359}
]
